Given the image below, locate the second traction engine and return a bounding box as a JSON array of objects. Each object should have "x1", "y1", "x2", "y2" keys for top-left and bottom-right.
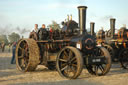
[{"x1": 96, "y1": 18, "x2": 128, "y2": 69}]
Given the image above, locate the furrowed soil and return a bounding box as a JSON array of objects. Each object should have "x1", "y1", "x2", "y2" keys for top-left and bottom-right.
[{"x1": 0, "y1": 49, "x2": 128, "y2": 85}]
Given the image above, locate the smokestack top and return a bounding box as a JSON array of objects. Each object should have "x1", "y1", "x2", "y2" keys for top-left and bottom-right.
[
  {"x1": 78, "y1": 6, "x2": 88, "y2": 9},
  {"x1": 110, "y1": 18, "x2": 116, "y2": 20},
  {"x1": 90, "y1": 22, "x2": 95, "y2": 24},
  {"x1": 90, "y1": 22, "x2": 95, "y2": 36}
]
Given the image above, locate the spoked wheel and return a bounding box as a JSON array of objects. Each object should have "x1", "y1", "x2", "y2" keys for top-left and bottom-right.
[
  {"x1": 86, "y1": 47, "x2": 111, "y2": 76},
  {"x1": 29, "y1": 32, "x2": 38, "y2": 40},
  {"x1": 15, "y1": 39, "x2": 40, "y2": 72},
  {"x1": 104, "y1": 44, "x2": 115, "y2": 61},
  {"x1": 56, "y1": 46, "x2": 83, "y2": 79},
  {"x1": 119, "y1": 48, "x2": 128, "y2": 69}
]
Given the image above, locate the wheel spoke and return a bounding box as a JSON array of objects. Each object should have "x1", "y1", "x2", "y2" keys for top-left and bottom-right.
[
  {"x1": 71, "y1": 57, "x2": 76, "y2": 63},
  {"x1": 24, "y1": 50, "x2": 29, "y2": 57},
  {"x1": 18, "y1": 56, "x2": 24, "y2": 59},
  {"x1": 23, "y1": 42, "x2": 27, "y2": 49},
  {"x1": 68, "y1": 50, "x2": 73, "y2": 60},
  {"x1": 69, "y1": 50, "x2": 73, "y2": 57},
  {"x1": 59, "y1": 59, "x2": 67, "y2": 62},
  {"x1": 24, "y1": 60, "x2": 28, "y2": 68},
  {"x1": 61, "y1": 63, "x2": 67, "y2": 67},
  {"x1": 66, "y1": 66, "x2": 70, "y2": 76},
  {"x1": 61, "y1": 65, "x2": 68, "y2": 71},
  {"x1": 70, "y1": 66, "x2": 76, "y2": 73},
  {"x1": 98, "y1": 65, "x2": 104, "y2": 73},
  {"x1": 71, "y1": 63, "x2": 77, "y2": 67},
  {"x1": 19, "y1": 47, "x2": 23, "y2": 50},
  {"x1": 21, "y1": 59, "x2": 25, "y2": 67},
  {"x1": 124, "y1": 62, "x2": 128, "y2": 67},
  {"x1": 64, "y1": 50, "x2": 68, "y2": 57},
  {"x1": 95, "y1": 65, "x2": 98, "y2": 75}
]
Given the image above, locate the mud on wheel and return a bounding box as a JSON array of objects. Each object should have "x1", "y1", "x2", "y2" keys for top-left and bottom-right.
[
  {"x1": 119, "y1": 48, "x2": 128, "y2": 69},
  {"x1": 15, "y1": 39, "x2": 40, "y2": 72},
  {"x1": 56, "y1": 46, "x2": 83, "y2": 79},
  {"x1": 86, "y1": 47, "x2": 111, "y2": 76}
]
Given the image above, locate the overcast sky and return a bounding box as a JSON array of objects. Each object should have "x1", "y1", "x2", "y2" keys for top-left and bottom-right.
[{"x1": 0, "y1": 0, "x2": 128, "y2": 37}]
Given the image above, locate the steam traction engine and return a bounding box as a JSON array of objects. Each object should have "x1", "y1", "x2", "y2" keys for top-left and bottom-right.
[
  {"x1": 15, "y1": 6, "x2": 111, "y2": 79},
  {"x1": 96, "y1": 18, "x2": 128, "y2": 69}
]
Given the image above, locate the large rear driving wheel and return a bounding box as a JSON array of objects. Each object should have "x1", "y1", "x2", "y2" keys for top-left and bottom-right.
[
  {"x1": 15, "y1": 39, "x2": 40, "y2": 72},
  {"x1": 56, "y1": 46, "x2": 83, "y2": 79}
]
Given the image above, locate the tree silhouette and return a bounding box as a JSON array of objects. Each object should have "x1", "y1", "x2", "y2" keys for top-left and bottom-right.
[
  {"x1": 48, "y1": 21, "x2": 61, "y2": 30},
  {"x1": 8, "y1": 32, "x2": 20, "y2": 43}
]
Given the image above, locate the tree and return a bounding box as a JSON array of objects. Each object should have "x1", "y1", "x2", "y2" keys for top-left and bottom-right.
[
  {"x1": 48, "y1": 21, "x2": 61, "y2": 30},
  {"x1": 8, "y1": 32, "x2": 20, "y2": 43},
  {"x1": 0, "y1": 35, "x2": 8, "y2": 44}
]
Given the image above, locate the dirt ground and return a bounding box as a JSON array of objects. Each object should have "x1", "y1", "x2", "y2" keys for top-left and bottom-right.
[{"x1": 0, "y1": 50, "x2": 128, "y2": 85}]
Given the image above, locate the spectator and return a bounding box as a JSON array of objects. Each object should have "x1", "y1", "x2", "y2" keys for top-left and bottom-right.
[
  {"x1": 8, "y1": 43, "x2": 11, "y2": 52},
  {"x1": 11, "y1": 42, "x2": 16, "y2": 64},
  {"x1": 1, "y1": 42, "x2": 5, "y2": 52}
]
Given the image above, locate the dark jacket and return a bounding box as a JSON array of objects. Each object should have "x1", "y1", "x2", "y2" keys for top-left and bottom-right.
[{"x1": 38, "y1": 28, "x2": 48, "y2": 40}]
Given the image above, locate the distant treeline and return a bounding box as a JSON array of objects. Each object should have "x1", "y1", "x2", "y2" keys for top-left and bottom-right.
[{"x1": 0, "y1": 32, "x2": 20, "y2": 45}]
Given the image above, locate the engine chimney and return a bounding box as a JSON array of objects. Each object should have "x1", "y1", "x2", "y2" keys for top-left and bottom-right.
[
  {"x1": 110, "y1": 18, "x2": 116, "y2": 38},
  {"x1": 78, "y1": 6, "x2": 87, "y2": 35},
  {"x1": 90, "y1": 22, "x2": 95, "y2": 35}
]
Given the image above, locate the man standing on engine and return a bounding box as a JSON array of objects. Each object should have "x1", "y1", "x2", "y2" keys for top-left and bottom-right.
[
  {"x1": 38, "y1": 24, "x2": 48, "y2": 63},
  {"x1": 38, "y1": 24, "x2": 48, "y2": 40},
  {"x1": 33, "y1": 24, "x2": 38, "y2": 33}
]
